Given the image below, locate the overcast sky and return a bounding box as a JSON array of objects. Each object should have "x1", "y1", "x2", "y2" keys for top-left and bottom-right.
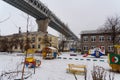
[{"x1": 0, "y1": 0, "x2": 120, "y2": 37}]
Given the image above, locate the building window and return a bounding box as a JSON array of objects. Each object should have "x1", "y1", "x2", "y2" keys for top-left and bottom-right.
[
  {"x1": 108, "y1": 45, "x2": 113, "y2": 51},
  {"x1": 91, "y1": 46, "x2": 95, "y2": 49},
  {"x1": 118, "y1": 35, "x2": 120, "y2": 42},
  {"x1": 38, "y1": 45, "x2": 40, "y2": 49},
  {"x1": 83, "y1": 36, "x2": 88, "y2": 42},
  {"x1": 32, "y1": 37, "x2": 35, "y2": 42},
  {"x1": 108, "y1": 36, "x2": 112, "y2": 41},
  {"x1": 15, "y1": 45, "x2": 17, "y2": 49},
  {"x1": 38, "y1": 37, "x2": 41, "y2": 41},
  {"x1": 32, "y1": 45, "x2": 35, "y2": 48},
  {"x1": 91, "y1": 36, "x2": 96, "y2": 42},
  {"x1": 99, "y1": 36, "x2": 104, "y2": 42},
  {"x1": 83, "y1": 46, "x2": 88, "y2": 51}
]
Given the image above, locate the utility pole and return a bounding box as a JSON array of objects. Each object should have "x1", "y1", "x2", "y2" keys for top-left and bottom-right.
[{"x1": 21, "y1": 15, "x2": 29, "y2": 80}]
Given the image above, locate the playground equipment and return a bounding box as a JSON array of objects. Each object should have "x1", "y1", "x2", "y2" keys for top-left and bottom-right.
[
  {"x1": 70, "y1": 52, "x2": 77, "y2": 56},
  {"x1": 66, "y1": 64, "x2": 86, "y2": 74},
  {"x1": 25, "y1": 57, "x2": 41, "y2": 68},
  {"x1": 108, "y1": 45, "x2": 120, "y2": 72},
  {"x1": 42, "y1": 47, "x2": 58, "y2": 59},
  {"x1": 24, "y1": 49, "x2": 41, "y2": 68},
  {"x1": 86, "y1": 46, "x2": 105, "y2": 58},
  {"x1": 70, "y1": 53, "x2": 77, "y2": 56}
]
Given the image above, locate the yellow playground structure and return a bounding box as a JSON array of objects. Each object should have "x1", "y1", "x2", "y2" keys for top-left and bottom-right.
[
  {"x1": 42, "y1": 47, "x2": 58, "y2": 59},
  {"x1": 108, "y1": 45, "x2": 120, "y2": 72},
  {"x1": 24, "y1": 49, "x2": 41, "y2": 68}
]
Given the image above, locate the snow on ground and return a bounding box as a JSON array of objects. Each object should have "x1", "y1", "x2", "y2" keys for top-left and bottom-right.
[{"x1": 0, "y1": 52, "x2": 120, "y2": 80}]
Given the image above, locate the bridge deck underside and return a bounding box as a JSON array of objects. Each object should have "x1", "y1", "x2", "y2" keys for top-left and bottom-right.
[{"x1": 3, "y1": 0, "x2": 78, "y2": 40}]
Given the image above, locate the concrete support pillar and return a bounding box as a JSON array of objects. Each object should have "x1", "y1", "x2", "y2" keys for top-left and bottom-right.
[{"x1": 36, "y1": 18, "x2": 50, "y2": 32}]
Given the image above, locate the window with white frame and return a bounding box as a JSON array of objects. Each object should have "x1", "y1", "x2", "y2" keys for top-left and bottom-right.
[
  {"x1": 108, "y1": 45, "x2": 113, "y2": 51},
  {"x1": 32, "y1": 37, "x2": 35, "y2": 42},
  {"x1": 108, "y1": 36, "x2": 112, "y2": 41},
  {"x1": 91, "y1": 36, "x2": 96, "y2": 42},
  {"x1": 83, "y1": 36, "x2": 88, "y2": 42},
  {"x1": 99, "y1": 36, "x2": 104, "y2": 42},
  {"x1": 91, "y1": 46, "x2": 95, "y2": 49},
  {"x1": 83, "y1": 46, "x2": 88, "y2": 51}
]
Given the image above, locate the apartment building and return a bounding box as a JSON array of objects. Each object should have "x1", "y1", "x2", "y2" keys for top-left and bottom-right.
[
  {"x1": 80, "y1": 30, "x2": 120, "y2": 54},
  {"x1": 0, "y1": 31, "x2": 58, "y2": 52}
]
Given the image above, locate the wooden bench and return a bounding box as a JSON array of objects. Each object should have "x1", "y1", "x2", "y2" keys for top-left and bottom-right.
[{"x1": 66, "y1": 64, "x2": 86, "y2": 74}]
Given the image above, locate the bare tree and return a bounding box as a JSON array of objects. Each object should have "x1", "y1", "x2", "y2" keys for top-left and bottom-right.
[
  {"x1": 21, "y1": 15, "x2": 32, "y2": 80},
  {"x1": 92, "y1": 66, "x2": 106, "y2": 80},
  {"x1": 0, "y1": 37, "x2": 9, "y2": 52},
  {"x1": 19, "y1": 38, "x2": 24, "y2": 52},
  {"x1": 104, "y1": 16, "x2": 120, "y2": 45},
  {"x1": 41, "y1": 32, "x2": 52, "y2": 47},
  {"x1": 91, "y1": 66, "x2": 115, "y2": 80},
  {"x1": 0, "y1": 37, "x2": 15, "y2": 53},
  {"x1": 7, "y1": 37, "x2": 14, "y2": 53},
  {"x1": 12, "y1": 34, "x2": 25, "y2": 53},
  {"x1": 58, "y1": 40, "x2": 65, "y2": 52},
  {"x1": 98, "y1": 16, "x2": 120, "y2": 53}
]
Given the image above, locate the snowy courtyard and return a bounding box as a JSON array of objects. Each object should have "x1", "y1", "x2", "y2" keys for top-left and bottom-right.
[{"x1": 0, "y1": 52, "x2": 120, "y2": 80}]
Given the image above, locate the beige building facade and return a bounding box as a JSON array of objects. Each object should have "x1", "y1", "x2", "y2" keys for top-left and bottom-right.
[{"x1": 0, "y1": 31, "x2": 58, "y2": 52}]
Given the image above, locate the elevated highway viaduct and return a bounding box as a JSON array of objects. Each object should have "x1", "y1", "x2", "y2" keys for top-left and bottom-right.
[{"x1": 3, "y1": 0, "x2": 78, "y2": 40}]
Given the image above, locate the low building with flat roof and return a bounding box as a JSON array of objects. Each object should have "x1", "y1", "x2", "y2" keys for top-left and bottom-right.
[{"x1": 80, "y1": 30, "x2": 120, "y2": 54}]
